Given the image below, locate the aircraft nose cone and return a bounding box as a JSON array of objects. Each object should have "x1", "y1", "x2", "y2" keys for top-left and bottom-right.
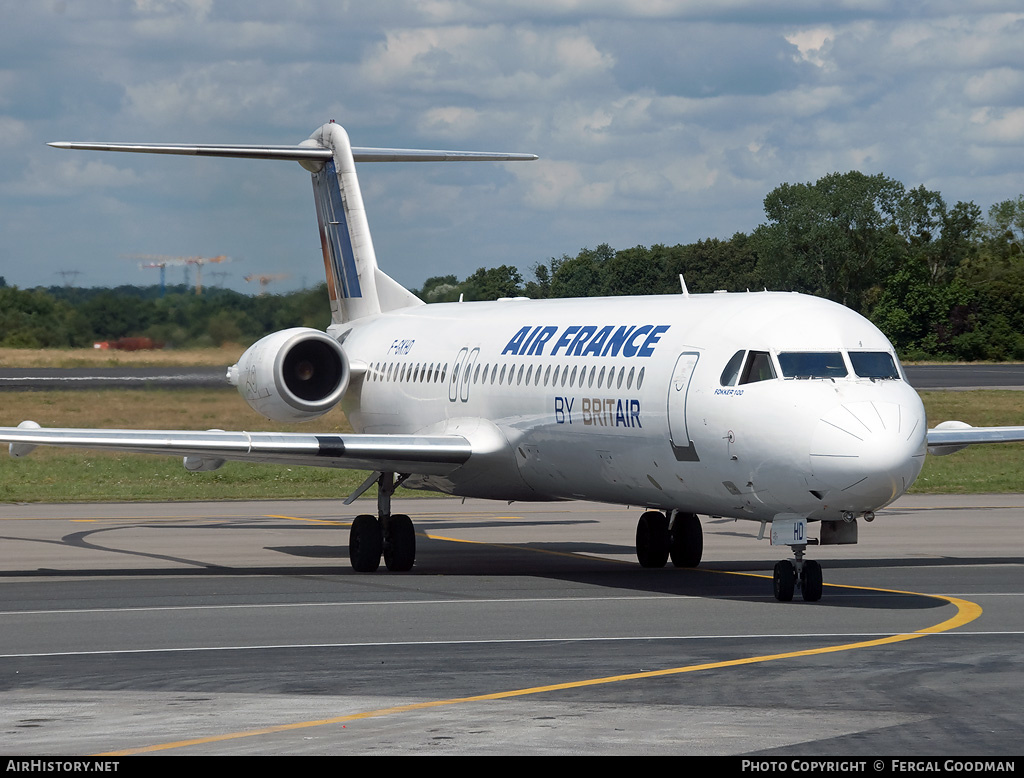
[{"x1": 810, "y1": 401, "x2": 927, "y2": 509}]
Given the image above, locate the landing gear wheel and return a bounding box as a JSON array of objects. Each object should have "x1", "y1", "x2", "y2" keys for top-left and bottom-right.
[
  {"x1": 636, "y1": 511, "x2": 670, "y2": 568},
  {"x1": 349, "y1": 514, "x2": 382, "y2": 572},
  {"x1": 773, "y1": 560, "x2": 795, "y2": 602},
  {"x1": 669, "y1": 512, "x2": 703, "y2": 568},
  {"x1": 801, "y1": 559, "x2": 823, "y2": 602},
  {"x1": 383, "y1": 513, "x2": 416, "y2": 572}
]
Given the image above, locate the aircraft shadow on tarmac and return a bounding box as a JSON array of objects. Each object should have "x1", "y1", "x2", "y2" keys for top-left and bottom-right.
[{"x1": 4, "y1": 519, "x2": 1005, "y2": 611}]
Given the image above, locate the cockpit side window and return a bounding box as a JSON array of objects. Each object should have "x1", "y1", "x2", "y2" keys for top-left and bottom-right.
[
  {"x1": 720, "y1": 350, "x2": 745, "y2": 386},
  {"x1": 739, "y1": 350, "x2": 776, "y2": 384},
  {"x1": 849, "y1": 351, "x2": 900, "y2": 379},
  {"x1": 778, "y1": 352, "x2": 848, "y2": 379}
]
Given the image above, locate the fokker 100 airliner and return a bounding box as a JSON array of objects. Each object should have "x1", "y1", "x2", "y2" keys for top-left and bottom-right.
[{"x1": 3, "y1": 121, "x2": 1022, "y2": 602}]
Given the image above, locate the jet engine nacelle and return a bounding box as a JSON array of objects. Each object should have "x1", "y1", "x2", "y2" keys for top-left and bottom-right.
[{"x1": 228, "y1": 327, "x2": 350, "y2": 422}]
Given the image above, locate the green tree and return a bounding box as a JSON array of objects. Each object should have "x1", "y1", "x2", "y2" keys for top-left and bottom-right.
[
  {"x1": 548, "y1": 244, "x2": 613, "y2": 298},
  {"x1": 460, "y1": 265, "x2": 525, "y2": 301},
  {"x1": 753, "y1": 172, "x2": 907, "y2": 312},
  {"x1": 415, "y1": 275, "x2": 461, "y2": 302},
  {"x1": 985, "y1": 195, "x2": 1024, "y2": 259}
]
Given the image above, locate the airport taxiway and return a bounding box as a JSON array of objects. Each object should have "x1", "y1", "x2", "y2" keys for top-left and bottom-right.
[{"x1": 0, "y1": 495, "x2": 1020, "y2": 755}]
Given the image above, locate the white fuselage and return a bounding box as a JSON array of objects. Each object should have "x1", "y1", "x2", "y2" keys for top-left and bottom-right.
[{"x1": 334, "y1": 291, "x2": 928, "y2": 523}]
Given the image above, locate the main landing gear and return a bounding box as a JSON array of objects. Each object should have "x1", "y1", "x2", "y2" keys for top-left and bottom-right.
[
  {"x1": 635, "y1": 509, "x2": 703, "y2": 568},
  {"x1": 349, "y1": 472, "x2": 416, "y2": 572},
  {"x1": 773, "y1": 544, "x2": 822, "y2": 603}
]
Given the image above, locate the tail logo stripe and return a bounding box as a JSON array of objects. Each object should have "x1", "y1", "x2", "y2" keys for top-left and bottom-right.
[{"x1": 312, "y1": 159, "x2": 362, "y2": 299}]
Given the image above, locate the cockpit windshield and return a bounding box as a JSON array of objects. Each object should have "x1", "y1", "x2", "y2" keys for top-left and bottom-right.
[
  {"x1": 849, "y1": 351, "x2": 900, "y2": 379},
  {"x1": 777, "y1": 352, "x2": 847, "y2": 379},
  {"x1": 724, "y1": 349, "x2": 902, "y2": 384},
  {"x1": 720, "y1": 350, "x2": 776, "y2": 386}
]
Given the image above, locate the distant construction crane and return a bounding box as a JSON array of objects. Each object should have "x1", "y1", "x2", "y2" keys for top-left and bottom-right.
[
  {"x1": 128, "y1": 254, "x2": 230, "y2": 295},
  {"x1": 244, "y1": 273, "x2": 289, "y2": 295},
  {"x1": 137, "y1": 259, "x2": 169, "y2": 295},
  {"x1": 207, "y1": 270, "x2": 230, "y2": 288}
]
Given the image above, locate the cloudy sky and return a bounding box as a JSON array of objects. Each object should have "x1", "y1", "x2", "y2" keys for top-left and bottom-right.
[{"x1": 2, "y1": 1, "x2": 1022, "y2": 295}]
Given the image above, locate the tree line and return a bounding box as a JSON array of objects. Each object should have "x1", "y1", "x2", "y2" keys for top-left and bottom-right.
[
  {"x1": 0, "y1": 282, "x2": 331, "y2": 349},
  {"x1": 414, "y1": 176, "x2": 1024, "y2": 361},
  {"x1": 2, "y1": 173, "x2": 1022, "y2": 360}
]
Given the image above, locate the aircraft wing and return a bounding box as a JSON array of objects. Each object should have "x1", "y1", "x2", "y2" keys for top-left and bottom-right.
[
  {"x1": 1, "y1": 424, "x2": 471, "y2": 476},
  {"x1": 927, "y1": 423, "x2": 1024, "y2": 455}
]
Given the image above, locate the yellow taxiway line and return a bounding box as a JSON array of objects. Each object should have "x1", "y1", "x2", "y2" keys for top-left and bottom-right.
[{"x1": 97, "y1": 581, "x2": 982, "y2": 755}]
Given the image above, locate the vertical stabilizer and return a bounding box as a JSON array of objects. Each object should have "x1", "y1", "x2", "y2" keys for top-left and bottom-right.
[{"x1": 307, "y1": 122, "x2": 385, "y2": 323}]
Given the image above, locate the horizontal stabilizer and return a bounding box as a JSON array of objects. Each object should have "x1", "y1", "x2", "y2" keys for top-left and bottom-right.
[
  {"x1": 47, "y1": 141, "x2": 537, "y2": 163},
  {"x1": 49, "y1": 123, "x2": 537, "y2": 327}
]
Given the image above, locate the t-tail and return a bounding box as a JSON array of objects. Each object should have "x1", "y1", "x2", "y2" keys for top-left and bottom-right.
[{"x1": 49, "y1": 122, "x2": 537, "y2": 323}]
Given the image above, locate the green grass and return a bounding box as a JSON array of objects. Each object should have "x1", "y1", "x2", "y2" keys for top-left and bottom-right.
[
  {"x1": 0, "y1": 454, "x2": 378, "y2": 503},
  {"x1": 0, "y1": 346, "x2": 243, "y2": 368},
  {"x1": 0, "y1": 388, "x2": 390, "y2": 503},
  {"x1": 913, "y1": 390, "x2": 1024, "y2": 494},
  {"x1": 2, "y1": 388, "x2": 1023, "y2": 501}
]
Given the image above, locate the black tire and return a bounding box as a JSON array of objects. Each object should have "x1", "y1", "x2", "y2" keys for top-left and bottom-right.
[
  {"x1": 349, "y1": 514, "x2": 382, "y2": 572},
  {"x1": 383, "y1": 513, "x2": 416, "y2": 572},
  {"x1": 669, "y1": 512, "x2": 703, "y2": 568},
  {"x1": 636, "y1": 511, "x2": 670, "y2": 568},
  {"x1": 773, "y1": 560, "x2": 795, "y2": 602},
  {"x1": 801, "y1": 559, "x2": 823, "y2": 602}
]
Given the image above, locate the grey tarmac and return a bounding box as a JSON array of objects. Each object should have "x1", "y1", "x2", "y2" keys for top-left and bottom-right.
[{"x1": 0, "y1": 495, "x2": 1020, "y2": 755}]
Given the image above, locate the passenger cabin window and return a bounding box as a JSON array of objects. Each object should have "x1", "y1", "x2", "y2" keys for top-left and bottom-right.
[
  {"x1": 778, "y1": 352, "x2": 847, "y2": 379},
  {"x1": 850, "y1": 351, "x2": 900, "y2": 379}
]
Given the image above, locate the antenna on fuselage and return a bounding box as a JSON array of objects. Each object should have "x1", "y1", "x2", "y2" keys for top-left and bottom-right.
[{"x1": 679, "y1": 274, "x2": 690, "y2": 297}]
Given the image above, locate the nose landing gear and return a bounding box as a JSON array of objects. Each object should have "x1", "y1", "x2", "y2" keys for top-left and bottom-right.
[{"x1": 773, "y1": 544, "x2": 822, "y2": 602}]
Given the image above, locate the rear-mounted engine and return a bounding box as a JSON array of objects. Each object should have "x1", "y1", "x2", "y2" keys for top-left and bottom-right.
[{"x1": 227, "y1": 327, "x2": 350, "y2": 422}]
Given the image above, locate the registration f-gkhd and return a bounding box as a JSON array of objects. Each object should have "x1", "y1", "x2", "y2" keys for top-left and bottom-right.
[{"x1": 3, "y1": 121, "x2": 1018, "y2": 601}]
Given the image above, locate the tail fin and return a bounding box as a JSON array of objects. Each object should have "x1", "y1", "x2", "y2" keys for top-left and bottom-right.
[
  {"x1": 49, "y1": 124, "x2": 537, "y2": 324},
  {"x1": 306, "y1": 122, "x2": 383, "y2": 323}
]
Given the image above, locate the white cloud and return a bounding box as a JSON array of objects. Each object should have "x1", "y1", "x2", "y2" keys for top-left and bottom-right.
[
  {"x1": 964, "y1": 67, "x2": 1024, "y2": 105},
  {"x1": 2, "y1": 4, "x2": 1024, "y2": 291},
  {"x1": 969, "y1": 107, "x2": 1024, "y2": 144},
  {"x1": 514, "y1": 159, "x2": 614, "y2": 209},
  {"x1": 131, "y1": 0, "x2": 213, "y2": 17},
  {"x1": 615, "y1": 167, "x2": 673, "y2": 198},
  {"x1": 785, "y1": 27, "x2": 834, "y2": 68},
  {"x1": 418, "y1": 106, "x2": 485, "y2": 138},
  {"x1": 0, "y1": 116, "x2": 31, "y2": 148},
  {"x1": 122, "y1": 63, "x2": 306, "y2": 125},
  {"x1": 5, "y1": 157, "x2": 143, "y2": 197},
  {"x1": 357, "y1": 24, "x2": 614, "y2": 100}
]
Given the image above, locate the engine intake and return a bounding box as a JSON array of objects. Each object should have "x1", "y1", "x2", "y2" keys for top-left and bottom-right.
[{"x1": 228, "y1": 328, "x2": 350, "y2": 422}]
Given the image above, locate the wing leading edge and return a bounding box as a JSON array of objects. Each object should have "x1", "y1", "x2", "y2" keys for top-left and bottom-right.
[
  {"x1": 927, "y1": 423, "x2": 1024, "y2": 456},
  {"x1": 1, "y1": 424, "x2": 471, "y2": 476},
  {"x1": 6, "y1": 423, "x2": 1023, "y2": 467}
]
